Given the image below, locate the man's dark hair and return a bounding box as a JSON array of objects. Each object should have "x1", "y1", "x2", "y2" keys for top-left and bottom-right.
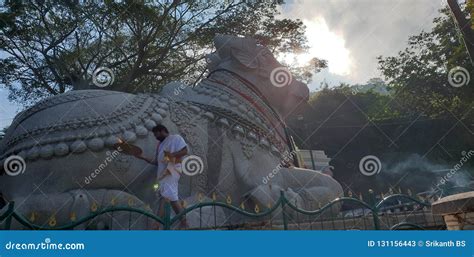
[{"x1": 152, "y1": 124, "x2": 168, "y2": 133}]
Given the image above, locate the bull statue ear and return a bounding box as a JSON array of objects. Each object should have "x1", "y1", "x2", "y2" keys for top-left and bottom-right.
[{"x1": 229, "y1": 36, "x2": 259, "y2": 69}]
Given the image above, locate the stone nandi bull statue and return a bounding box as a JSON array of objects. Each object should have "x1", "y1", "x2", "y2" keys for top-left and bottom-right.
[{"x1": 0, "y1": 35, "x2": 342, "y2": 229}]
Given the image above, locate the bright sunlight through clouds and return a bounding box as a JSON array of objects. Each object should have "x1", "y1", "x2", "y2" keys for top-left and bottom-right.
[{"x1": 281, "y1": 18, "x2": 353, "y2": 76}]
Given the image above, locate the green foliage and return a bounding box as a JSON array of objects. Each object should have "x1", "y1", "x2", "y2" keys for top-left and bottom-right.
[
  {"x1": 0, "y1": 0, "x2": 325, "y2": 105},
  {"x1": 377, "y1": 7, "x2": 473, "y2": 118},
  {"x1": 304, "y1": 81, "x2": 404, "y2": 123}
]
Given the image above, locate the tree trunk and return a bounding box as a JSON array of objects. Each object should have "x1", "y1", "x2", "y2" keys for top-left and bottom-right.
[{"x1": 447, "y1": 0, "x2": 474, "y2": 64}]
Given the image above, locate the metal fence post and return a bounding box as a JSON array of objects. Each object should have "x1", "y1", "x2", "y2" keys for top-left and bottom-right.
[
  {"x1": 368, "y1": 189, "x2": 380, "y2": 230},
  {"x1": 163, "y1": 201, "x2": 171, "y2": 230},
  {"x1": 372, "y1": 209, "x2": 380, "y2": 230},
  {"x1": 280, "y1": 191, "x2": 288, "y2": 230},
  {"x1": 3, "y1": 201, "x2": 15, "y2": 230}
]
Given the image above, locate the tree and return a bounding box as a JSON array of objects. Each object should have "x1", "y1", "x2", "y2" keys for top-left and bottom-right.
[
  {"x1": 447, "y1": 0, "x2": 474, "y2": 60},
  {"x1": 377, "y1": 6, "x2": 473, "y2": 118},
  {"x1": 288, "y1": 82, "x2": 402, "y2": 148},
  {"x1": 304, "y1": 83, "x2": 400, "y2": 124},
  {"x1": 0, "y1": 0, "x2": 325, "y2": 105}
]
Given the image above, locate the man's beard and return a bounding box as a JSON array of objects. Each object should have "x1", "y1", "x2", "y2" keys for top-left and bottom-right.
[{"x1": 157, "y1": 135, "x2": 167, "y2": 142}]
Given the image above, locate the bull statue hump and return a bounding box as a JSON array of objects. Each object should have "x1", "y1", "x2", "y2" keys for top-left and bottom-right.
[{"x1": 0, "y1": 35, "x2": 342, "y2": 229}]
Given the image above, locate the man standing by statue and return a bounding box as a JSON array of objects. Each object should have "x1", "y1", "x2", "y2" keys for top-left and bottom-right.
[{"x1": 134, "y1": 124, "x2": 188, "y2": 229}]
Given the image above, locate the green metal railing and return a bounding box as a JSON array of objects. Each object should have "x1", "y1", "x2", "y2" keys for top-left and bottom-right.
[{"x1": 0, "y1": 190, "x2": 444, "y2": 230}]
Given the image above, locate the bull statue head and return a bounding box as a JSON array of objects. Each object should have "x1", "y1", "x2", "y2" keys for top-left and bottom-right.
[{"x1": 207, "y1": 35, "x2": 309, "y2": 118}]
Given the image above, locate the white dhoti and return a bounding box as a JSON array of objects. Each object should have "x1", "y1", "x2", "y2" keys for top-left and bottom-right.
[{"x1": 157, "y1": 162, "x2": 181, "y2": 201}]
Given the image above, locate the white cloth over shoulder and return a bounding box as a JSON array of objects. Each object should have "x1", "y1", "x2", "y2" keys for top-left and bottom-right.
[{"x1": 156, "y1": 135, "x2": 187, "y2": 201}]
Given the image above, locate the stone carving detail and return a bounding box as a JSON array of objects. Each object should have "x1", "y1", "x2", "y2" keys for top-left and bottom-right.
[
  {"x1": 169, "y1": 101, "x2": 208, "y2": 193},
  {"x1": 10, "y1": 90, "x2": 123, "y2": 129},
  {"x1": 240, "y1": 138, "x2": 256, "y2": 160},
  {"x1": 0, "y1": 94, "x2": 171, "y2": 161}
]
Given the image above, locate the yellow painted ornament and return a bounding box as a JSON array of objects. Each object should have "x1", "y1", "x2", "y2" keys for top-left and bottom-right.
[
  {"x1": 70, "y1": 212, "x2": 77, "y2": 222},
  {"x1": 91, "y1": 202, "x2": 98, "y2": 212},
  {"x1": 48, "y1": 216, "x2": 57, "y2": 227},
  {"x1": 254, "y1": 204, "x2": 260, "y2": 213},
  {"x1": 29, "y1": 212, "x2": 36, "y2": 222},
  {"x1": 128, "y1": 198, "x2": 135, "y2": 206}
]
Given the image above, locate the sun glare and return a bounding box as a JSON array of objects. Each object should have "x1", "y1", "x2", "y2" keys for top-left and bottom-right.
[{"x1": 281, "y1": 18, "x2": 352, "y2": 76}]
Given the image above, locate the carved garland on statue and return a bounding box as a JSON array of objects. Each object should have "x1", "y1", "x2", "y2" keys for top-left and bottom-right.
[
  {"x1": 5, "y1": 94, "x2": 150, "y2": 148},
  {"x1": 208, "y1": 71, "x2": 285, "y2": 133},
  {"x1": 175, "y1": 99, "x2": 282, "y2": 158},
  {"x1": 191, "y1": 79, "x2": 287, "y2": 154}
]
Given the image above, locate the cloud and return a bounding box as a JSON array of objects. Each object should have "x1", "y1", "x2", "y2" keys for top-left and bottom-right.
[
  {"x1": 303, "y1": 18, "x2": 353, "y2": 76},
  {"x1": 280, "y1": 0, "x2": 446, "y2": 86}
]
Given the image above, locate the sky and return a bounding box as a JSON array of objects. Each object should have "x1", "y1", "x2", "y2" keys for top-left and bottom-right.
[
  {"x1": 0, "y1": 0, "x2": 448, "y2": 129},
  {"x1": 279, "y1": 0, "x2": 446, "y2": 90}
]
